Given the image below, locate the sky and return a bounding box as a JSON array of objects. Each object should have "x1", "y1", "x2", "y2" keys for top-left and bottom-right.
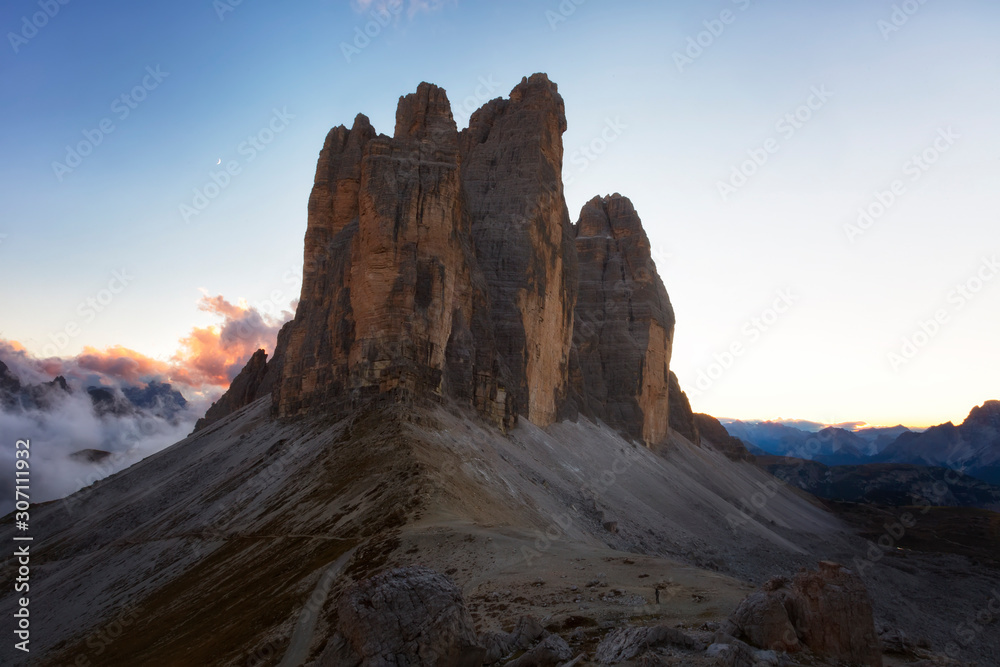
[{"x1": 1, "y1": 0, "x2": 998, "y2": 429}]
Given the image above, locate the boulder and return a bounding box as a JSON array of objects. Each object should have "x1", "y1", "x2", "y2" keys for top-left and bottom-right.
[
  {"x1": 481, "y1": 616, "x2": 548, "y2": 664},
  {"x1": 502, "y1": 634, "x2": 572, "y2": 667},
  {"x1": 595, "y1": 625, "x2": 701, "y2": 664},
  {"x1": 323, "y1": 567, "x2": 484, "y2": 666},
  {"x1": 724, "y1": 562, "x2": 882, "y2": 666}
]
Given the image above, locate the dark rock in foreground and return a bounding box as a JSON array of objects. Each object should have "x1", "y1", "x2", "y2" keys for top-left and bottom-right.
[
  {"x1": 723, "y1": 561, "x2": 882, "y2": 666},
  {"x1": 321, "y1": 567, "x2": 485, "y2": 666}
]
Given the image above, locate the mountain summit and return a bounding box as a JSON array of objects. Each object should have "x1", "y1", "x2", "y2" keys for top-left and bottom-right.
[{"x1": 199, "y1": 73, "x2": 685, "y2": 446}]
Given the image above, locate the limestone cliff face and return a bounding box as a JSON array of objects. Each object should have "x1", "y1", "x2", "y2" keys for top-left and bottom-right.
[
  {"x1": 205, "y1": 75, "x2": 690, "y2": 445},
  {"x1": 273, "y1": 83, "x2": 509, "y2": 425},
  {"x1": 460, "y1": 74, "x2": 578, "y2": 427},
  {"x1": 570, "y1": 195, "x2": 676, "y2": 446}
]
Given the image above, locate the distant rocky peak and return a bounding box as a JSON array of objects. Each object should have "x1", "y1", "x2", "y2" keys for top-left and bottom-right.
[{"x1": 965, "y1": 400, "x2": 1000, "y2": 428}]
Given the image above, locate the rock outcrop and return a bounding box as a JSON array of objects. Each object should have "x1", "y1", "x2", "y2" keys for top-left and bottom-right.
[
  {"x1": 569, "y1": 194, "x2": 675, "y2": 445},
  {"x1": 194, "y1": 322, "x2": 290, "y2": 431},
  {"x1": 194, "y1": 350, "x2": 268, "y2": 431},
  {"x1": 321, "y1": 567, "x2": 484, "y2": 666},
  {"x1": 204, "y1": 74, "x2": 687, "y2": 446},
  {"x1": 594, "y1": 625, "x2": 702, "y2": 664},
  {"x1": 878, "y1": 400, "x2": 1000, "y2": 485},
  {"x1": 459, "y1": 73, "x2": 578, "y2": 427},
  {"x1": 669, "y1": 371, "x2": 700, "y2": 444},
  {"x1": 273, "y1": 83, "x2": 509, "y2": 426},
  {"x1": 724, "y1": 562, "x2": 882, "y2": 666},
  {"x1": 696, "y1": 413, "x2": 755, "y2": 462},
  {"x1": 480, "y1": 615, "x2": 548, "y2": 664},
  {"x1": 503, "y1": 634, "x2": 573, "y2": 667}
]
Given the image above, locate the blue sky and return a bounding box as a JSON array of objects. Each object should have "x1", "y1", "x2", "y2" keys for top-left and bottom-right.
[{"x1": 2, "y1": 0, "x2": 999, "y2": 427}]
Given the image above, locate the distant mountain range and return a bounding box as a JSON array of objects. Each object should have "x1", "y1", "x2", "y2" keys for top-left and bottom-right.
[
  {"x1": 759, "y1": 456, "x2": 1000, "y2": 511},
  {"x1": 725, "y1": 401, "x2": 1000, "y2": 485},
  {"x1": 0, "y1": 359, "x2": 188, "y2": 422},
  {"x1": 874, "y1": 401, "x2": 1000, "y2": 485},
  {"x1": 0, "y1": 357, "x2": 199, "y2": 509}
]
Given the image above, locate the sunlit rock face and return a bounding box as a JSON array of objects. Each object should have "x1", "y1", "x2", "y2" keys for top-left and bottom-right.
[
  {"x1": 273, "y1": 82, "x2": 510, "y2": 425},
  {"x1": 206, "y1": 75, "x2": 683, "y2": 444}
]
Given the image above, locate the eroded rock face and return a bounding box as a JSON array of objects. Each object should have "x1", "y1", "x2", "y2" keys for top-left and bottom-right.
[
  {"x1": 273, "y1": 83, "x2": 510, "y2": 426},
  {"x1": 725, "y1": 562, "x2": 882, "y2": 666},
  {"x1": 324, "y1": 567, "x2": 485, "y2": 666},
  {"x1": 668, "y1": 371, "x2": 700, "y2": 444},
  {"x1": 193, "y1": 322, "x2": 290, "y2": 432},
  {"x1": 202, "y1": 74, "x2": 694, "y2": 443},
  {"x1": 569, "y1": 194, "x2": 676, "y2": 446},
  {"x1": 786, "y1": 562, "x2": 882, "y2": 665},
  {"x1": 460, "y1": 73, "x2": 578, "y2": 427},
  {"x1": 695, "y1": 413, "x2": 755, "y2": 462},
  {"x1": 194, "y1": 349, "x2": 268, "y2": 431},
  {"x1": 725, "y1": 587, "x2": 800, "y2": 653}
]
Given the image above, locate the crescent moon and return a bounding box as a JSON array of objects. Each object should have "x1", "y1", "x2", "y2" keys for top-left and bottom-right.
[{"x1": 216, "y1": 159, "x2": 222, "y2": 165}]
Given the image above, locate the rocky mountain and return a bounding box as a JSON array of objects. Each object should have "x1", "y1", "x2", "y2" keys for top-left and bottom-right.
[
  {"x1": 200, "y1": 74, "x2": 688, "y2": 448},
  {"x1": 855, "y1": 425, "x2": 912, "y2": 454},
  {"x1": 876, "y1": 401, "x2": 1000, "y2": 485},
  {"x1": 723, "y1": 421, "x2": 871, "y2": 465},
  {"x1": 3, "y1": 76, "x2": 997, "y2": 666},
  {"x1": 728, "y1": 405, "x2": 1000, "y2": 486},
  {"x1": 569, "y1": 194, "x2": 675, "y2": 445},
  {"x1": 0, "y1": 358, "x2": 188, "y2": 423},
  {"x1": 0, "y1": 358, "x2": 72, "y2": 411},
  {"x1": 694, "y1": 413, "x2": 755, "y2": 462}
]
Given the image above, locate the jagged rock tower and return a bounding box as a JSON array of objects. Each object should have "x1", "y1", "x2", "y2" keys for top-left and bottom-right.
[{"x1": 199, "y1": 74, "x2": 694, "y2": 446}]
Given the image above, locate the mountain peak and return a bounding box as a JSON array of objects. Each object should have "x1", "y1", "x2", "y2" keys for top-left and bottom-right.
[
  {"x1": 965, "y1": 399, "x2": 1000, "y2": 428},
  {"x1": 394, "y1": 82, "x2": 457, "y2": 142},
  {"x1": 199, "y1": 76, "x2": 683, "y2": 446}
]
